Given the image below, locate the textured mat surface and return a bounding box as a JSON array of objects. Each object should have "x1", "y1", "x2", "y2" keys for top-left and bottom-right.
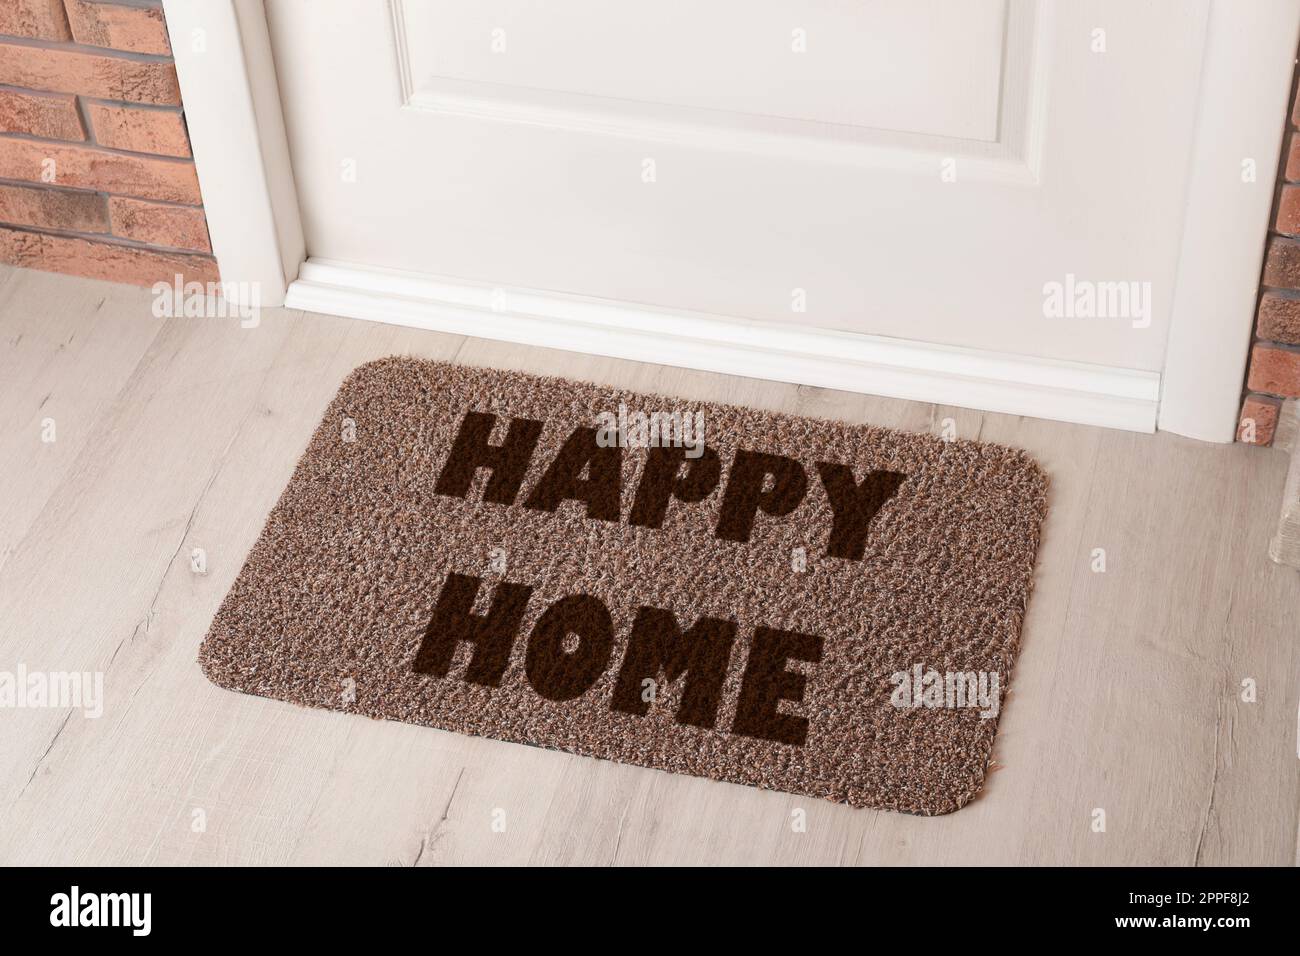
[{"x1": 201, "y1": 358, "x2": 1049, "y2": 814}]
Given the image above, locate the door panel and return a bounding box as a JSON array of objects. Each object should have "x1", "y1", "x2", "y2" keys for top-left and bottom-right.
[
  {"x1": 398, "y1": 0, "x2": 1007, "y2": 140},
  {"x1": 268, "y1": 0, "x2": 1211, "y2": 370}
]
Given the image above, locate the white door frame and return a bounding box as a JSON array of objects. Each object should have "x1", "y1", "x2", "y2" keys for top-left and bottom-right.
[
  {"x1": 164, "y1": 0, "x2": 1300, "y2": 442},
  {"x1": 163, "y1": 0, "x2": 304, "y2": 306}
]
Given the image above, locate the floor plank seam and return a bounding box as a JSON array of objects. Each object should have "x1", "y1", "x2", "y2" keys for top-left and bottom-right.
[
  {"x1": 609, "y1": 797, "x2": 632, "y2": 866},
  {"x1": 15, "y1": 709, "x2": 73, "y2": 802},
  {"x1": 1193, "y1": 590, "x2": 1237, "y2": 865},
  {"x1": 414, "y1": 765, "x2": 466, "y2": 866}
]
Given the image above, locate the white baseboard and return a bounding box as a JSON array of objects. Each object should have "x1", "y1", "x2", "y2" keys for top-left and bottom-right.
[{"x1": 286, "y1": 258, "x2": 1160, "y2": 433}]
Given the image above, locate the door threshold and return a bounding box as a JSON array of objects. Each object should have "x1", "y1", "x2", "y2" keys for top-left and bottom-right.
[{"x1": 285, "y1": 257, "x2": 1159, "y2": 433}]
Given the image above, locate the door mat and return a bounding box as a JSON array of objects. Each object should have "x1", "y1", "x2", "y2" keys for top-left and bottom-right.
[{"x1": 201, "y1": 357, "x2": 1048, "y2": 815}]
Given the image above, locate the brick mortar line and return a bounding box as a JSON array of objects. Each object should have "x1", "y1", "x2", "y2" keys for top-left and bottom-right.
[
  {"x1": 1251, "y1": 339, "x2": 1300, "y2": 356},
  {"x1": 0, "y1": 82, "x2": 184, "y2": 115},
  {"x1": 1259, "y1": 285, "x2": 1300, "y2": 299},
  {"x1": 0, "y1": 219, "x2": 215, "y2": 259},
  {"x1": 1252, "y1": 343, "x2": 1300, "y2": 354},
  {"x1": 0, "y1": 33, "x2": 173, "y2": 65},
  {"x1": 80, "y1": 0, "x2": 165, "y2": 10},
  {"x1": 1244, "y1": 388, "x2": 1296, "y2": 402},
  {"x1": 73, "y1": 93, "x2": 96, "y2": 146},
  {"x1": 0, "y1": 176, "x2": 204, "y2": 210},
  {"x1": 79, "y1": 93, "x2": 184, "y2": 114},
  {"x1": 0, "y1": 82, "x2": 73, "y2": 101},
  {"x1": 0, "y1": 130, "x2": 195, "y2": 163}
]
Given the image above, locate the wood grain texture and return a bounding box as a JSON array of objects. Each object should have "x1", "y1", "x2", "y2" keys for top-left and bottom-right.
[{"x1": 0, "y1": 266, "x2": 1296, "y2": 866}]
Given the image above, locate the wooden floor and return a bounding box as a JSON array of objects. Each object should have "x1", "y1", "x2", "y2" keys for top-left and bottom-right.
[{"x1": 0, "y1": 265, "x2": 1296, "y2": 866}]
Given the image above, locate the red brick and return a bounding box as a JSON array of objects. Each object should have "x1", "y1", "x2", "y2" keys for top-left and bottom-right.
[
  {"x1": 1238, "y1": 395, "x2": 1282, "y2": 446},
  {"x1": 0, "y1": 224, "x2": 217, "y2": 286},
  {"x1": 64, "y1": 1, "x2": 171, "y2": 56},
  {"x1": 1276, "y1": 185, "x2": 1300, "y2": 235},
  {"x1": 0, "y1": 41, "x2": 179, "y2": 105},
  {"x1": 0, "y1": 0, "x2": 71, "y2": 41},
  {"x1": 0, "y1": 88, "x2": 84, "y2": 141},
  {"x1": 1257, "y1": 292, "x2": 1300, "y2": 345},
  {"x1": 1287, "y1": 132, "x2": 1300, "y2": 183},
  {"x1": 0, "y1": 182, "x2": 107, "y2": 232},
  {"x1": 0, "y1": 138, "x2": 200, "y2": 203},
  {"x1": 109, "y1": 196, "x2": 208, "y2": 252},
  {"x1": 1246, "y1": 344, "x2": 1300, "y2": 397},
  {"x1": 1262, "y1": 237, "x2": 1300, "y2": 290},
  {"x1": 86, "y1": 101, "x2": 189, "y2": 157}
]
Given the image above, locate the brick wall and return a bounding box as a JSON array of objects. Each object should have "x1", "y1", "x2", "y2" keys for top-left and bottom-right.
[
  {"x1": 1238, "y1": 56, "x2": 1300, "y2": 446},
  {"x1": 0, "y1": 0, "x2": 217, "y2": 287}
]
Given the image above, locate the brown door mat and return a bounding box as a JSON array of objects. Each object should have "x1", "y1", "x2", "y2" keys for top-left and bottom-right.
[{"x1": 201, "y1": 357, "x2": 1049, "y2": 815}]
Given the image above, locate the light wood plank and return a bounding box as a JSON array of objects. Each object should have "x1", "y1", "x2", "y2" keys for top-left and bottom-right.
[{"x1": 0, "y1": 272, "x2": 166, "y2": 575}]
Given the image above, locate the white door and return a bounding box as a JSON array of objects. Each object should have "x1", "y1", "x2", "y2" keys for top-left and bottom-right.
[{"x1": 257, "y1": 0, "x2": 1287, "y2": 431}]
